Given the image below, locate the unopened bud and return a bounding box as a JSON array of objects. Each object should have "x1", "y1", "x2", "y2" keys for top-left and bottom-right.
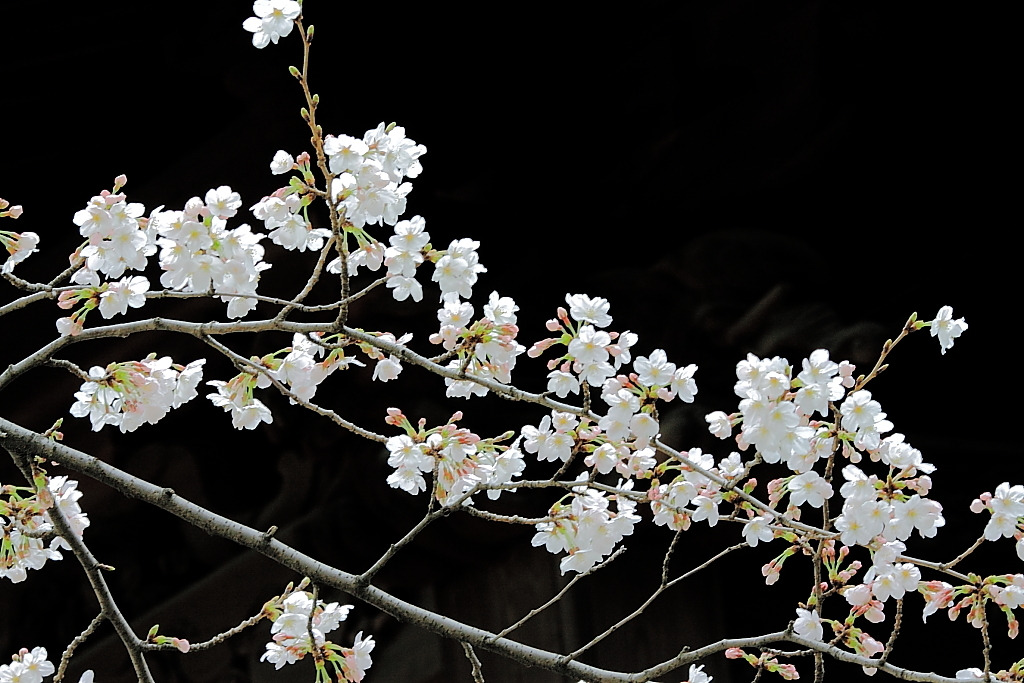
[
  {"x1": 306, "y1": 24, "x2": 314, "y2": 40},
  {"x1": 288, "y1": 65, "x2": 301, "y2": 78},
  {"x1": 114, "y1": 174, "x2": 127, "y2": 189}
]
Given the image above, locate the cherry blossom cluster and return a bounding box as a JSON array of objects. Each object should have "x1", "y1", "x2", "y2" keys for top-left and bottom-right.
[
  {"x1": 251, "y1": 187, "x2": 331, "y2": 253},
  {"x1": 430, "y1": 291, "x2": 525, "y2": 398},
  {"x1": 1, "y1": 476, "x2": 89, "y2": 583},
  {"x1": 647, "y1": 448, "x2": 746, "y2": 533},
  {"x1": 69, "y1": 356, "x2": 205, "y2": 433},
  {"x1": 532, "y1": 477, "x2": 640, "y2": 574},
  {"x1": 260, "y1": 589, "x2": 374, "y2": 682},
  {"x1": 530, "y1": 294, "x2": 638, "y2": 393},
  {"x1": 70, "y1": 179, "x2": 152, "y2": 287},
  {"x1": 324, "y1": 122, "x2": 425, "y2": 230},
  {"x1": 151, "y1": 188, "x2": 270, "y2": 319},
  {"x1": 383, "y1": 409, "x2": 524, "y2": 504}
]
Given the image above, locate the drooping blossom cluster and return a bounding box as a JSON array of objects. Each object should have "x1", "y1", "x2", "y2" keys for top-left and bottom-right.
[
  {"x1": 260, "y1": 589, "x2": 374, "y2": 682},
  {"x1": 383, "y1": 409, "x2": 524, "y2": 505},
  {"x1": 69, "y1": 356, "x2": 205, "y2": 433},
  {"x1": 532, "y1": 477, "x2": 640, "y2": 574},
  {"x1": 1, "y1": 477, "x2": 89, "y2": 583},
  {"x1": 206, "y1": 371, "x2": 274, "y2": 431}
]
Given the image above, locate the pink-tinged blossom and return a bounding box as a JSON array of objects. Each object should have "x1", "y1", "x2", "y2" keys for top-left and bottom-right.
[{"x1": 931, "y1": 305, "x2": 967, "y2": 355}]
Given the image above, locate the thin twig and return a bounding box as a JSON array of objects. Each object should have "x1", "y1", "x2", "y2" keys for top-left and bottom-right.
[
  {"x1": 564, "y1": 543, "x2": 746, "y2": 663},
  {"x1": 878, "y1": 597, "x2": 903, "y2": 667},
  {"x1": 492, "y1": 547, "x2": 626, "y2": 641},
  {"x1": 44, "y1": 358, "x2": 92, "y2": 382},
  {"x1": 980, "y1": 600, "x2": 993, "y2": 682},
  {"x1": 942, "y1": 535, "x2": 986, "y2": 571},
  {"x1": 276, "y1": 236, "x2": 335, "y2": 322},
  {"x1": 53, "y1": 613, "x2": 104, "y2": 683},
  {"x1": 462, "y1": 642, "x2": 486, "y2": 683}
]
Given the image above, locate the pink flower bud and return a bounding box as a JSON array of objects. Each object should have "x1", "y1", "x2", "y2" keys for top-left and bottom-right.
[
  {"x1": 725, "y1": 647, "x2": 745, "y2": 659},
  {"x1": 545, "y1": 318, "x2": 561, "y2": 332},
  {"x1": 114, "y1": 174, "x2": 128, "y2": 188},
  {"x1": 970, "y1": 498, "x2": 986, "y2": 513},
  {"x1": 7, "y1": 205, "x2": 23, "y2": 218},
  {"x1": 173, "y1": 638, "x2": 190, "y2": 653}
]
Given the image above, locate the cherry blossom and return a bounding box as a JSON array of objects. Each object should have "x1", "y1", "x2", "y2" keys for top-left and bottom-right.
[
  {"x1": 243, "y1": 0, "x2": 301, "y2": 49},
  {"x1": 931, "y1": 305, "x2": 968, "y2": 355}
]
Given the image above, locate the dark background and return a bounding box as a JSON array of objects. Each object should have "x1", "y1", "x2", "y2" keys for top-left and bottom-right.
[{"x1": 1, "y1": 2, "x2": 1017, "y2": 682}]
